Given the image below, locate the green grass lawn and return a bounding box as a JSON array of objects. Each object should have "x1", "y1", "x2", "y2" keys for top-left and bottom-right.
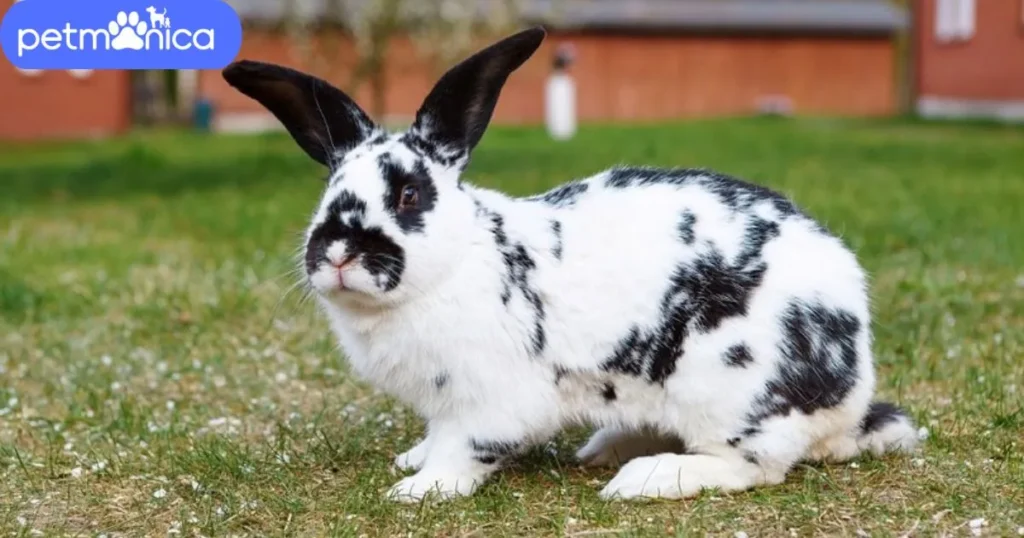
[{"x1": 1, "y1": 118, "x2": 1022, "y2": 537}]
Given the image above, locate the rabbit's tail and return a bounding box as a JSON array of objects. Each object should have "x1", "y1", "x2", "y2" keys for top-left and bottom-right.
[
  {"x1": 811, "y1": 401, "x2": 921, "y2": 463},
  {"x1": 855, "y1": 401, "x2": 921, "y2": 456}
]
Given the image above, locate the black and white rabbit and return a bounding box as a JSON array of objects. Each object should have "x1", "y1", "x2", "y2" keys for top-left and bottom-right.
[{"x1": 222, "y1": 27, "x2": 919, "y2": 502}]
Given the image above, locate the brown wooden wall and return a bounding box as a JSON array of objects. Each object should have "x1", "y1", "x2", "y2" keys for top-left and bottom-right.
[
  {"x1": 0, "y1": 0, "x2": 131, "y2": 141},
  {"x1": 915, "y1": 0, "x2": 1024, "y2": 101},
  {"x1": 200, "y1": 28, "x2": 898, "y2": 127}
]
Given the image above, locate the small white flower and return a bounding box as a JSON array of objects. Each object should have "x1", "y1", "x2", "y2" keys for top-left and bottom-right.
[
  {"x1": 101, "y1": 355, "x2": 112, "y2": 366},
  {"x1": 1015, "y1": 526, "x2": 1023, "y2": 535},
  {"x1": 734, "y1": 532, "x2": 750, "y2": 538},
  {"x1": 91, "y1": 461, "x2": 107, "y2": 472},
  {"x1": 969, "y1": 518, "x2": 987, "y2": 537},
  {"x1": 275, "y1": 372, "x2": 288, "y2": 383},
  {"x1": 912, "y1": 458, "x2": 925, "y2": 467},
  {"x1": 153, "y1": 488, "x2": 167, "y2": 499},
  {"x1": 849, "y1": 462, "x2": 860, "y2": 469},
  {"x1": 16, "y1": 516, "x2": 27, "y2": 526},
  {"x1": 70, "y1": 467, "x2": 83, "y2": 478},
  {"x1": 917, "y1": 427, "x2": 930, "y2": 440},
  {"x1": 110, "y1": 381, "x2": 122, "y2": 391}
]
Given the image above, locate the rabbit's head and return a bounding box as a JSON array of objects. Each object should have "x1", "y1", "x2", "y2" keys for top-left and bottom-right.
[{"x1": 223, "y1": 27, "x2": 545, "y2": 306}]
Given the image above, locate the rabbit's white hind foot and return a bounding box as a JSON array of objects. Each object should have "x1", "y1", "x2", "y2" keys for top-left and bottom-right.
[
  {"x1": 599, "y1": 452, "x2": 783, "y2": 500},
  {"x1": 576, "y1": 427, "x2": 686, "y2": 468}
]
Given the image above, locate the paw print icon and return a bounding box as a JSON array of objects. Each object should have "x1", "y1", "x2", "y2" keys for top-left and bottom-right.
[{"x1": 109, "y1": 11, "x2": 148, "y2": 50}]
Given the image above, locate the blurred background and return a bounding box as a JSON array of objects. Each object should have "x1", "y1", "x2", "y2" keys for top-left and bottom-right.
[
  {"x1": 2, "y1": 0, "x2": 1021, "y2": 139},
  {"x1": 3, "y1": 2, "x2": 1023, "y2": 535}
]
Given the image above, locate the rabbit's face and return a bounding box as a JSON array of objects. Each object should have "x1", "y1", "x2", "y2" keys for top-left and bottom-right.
[
  {"x1": 222, "y1": 27, "x2": 545, "y2": 306},
  {"x1": 302, "y1": 134, "x2": 473, "y2": 304}
]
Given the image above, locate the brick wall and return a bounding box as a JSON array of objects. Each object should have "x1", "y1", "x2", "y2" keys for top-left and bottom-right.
[
  {"x1": 0, "y1": 0, "x2": 131, "y2": 141},
  {"x1": 200, "y1": 27, "x2": 897, "y2": 130},
  {"x1": 916, "y1": 0, "x2": 1024, "y2": 101}
]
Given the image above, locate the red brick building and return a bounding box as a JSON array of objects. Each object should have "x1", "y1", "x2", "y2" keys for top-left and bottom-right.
[
  {"x1": 1, "y1": 0, "x2": 910, "y2": 140},
  {"x1": 0, "y1": 0, "x2": 131, "y2": 141},
  {"x1": 914, "y1": 0, "x2": 1024, "y2": 121},
  {"x1": 206, "y1": 0, "x2": 908, "y2": 131}
]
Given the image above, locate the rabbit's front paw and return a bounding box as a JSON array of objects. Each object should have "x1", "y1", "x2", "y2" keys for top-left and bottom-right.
[
  {"x1": 385, "y1": 470, "x2": 480, "y2": 503},
  {"x1": 394, "y1": 438, "x2": 430, "y2": 472}
]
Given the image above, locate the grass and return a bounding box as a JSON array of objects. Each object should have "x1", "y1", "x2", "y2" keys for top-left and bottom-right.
[{"x1": 1, "y1": 117, "x2": 1022, "y2": 537}]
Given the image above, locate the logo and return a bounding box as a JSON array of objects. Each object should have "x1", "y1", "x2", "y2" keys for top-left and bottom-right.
[{"x1": 1, "y1": 0, "x2": 242, "y2": 69}]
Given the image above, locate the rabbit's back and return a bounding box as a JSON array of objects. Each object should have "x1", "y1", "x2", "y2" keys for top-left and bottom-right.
[{"x1": 514, "y1": 167, "x2": 874, "y2": 434}]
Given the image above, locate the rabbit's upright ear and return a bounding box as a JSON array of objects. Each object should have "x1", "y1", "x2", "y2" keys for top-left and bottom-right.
[
  {"x1": 222, "y1": 61, "x2": 378, "y2": 168},
  {"x1": 412, "y1": 26, "x2": 545, "y2": 162}
]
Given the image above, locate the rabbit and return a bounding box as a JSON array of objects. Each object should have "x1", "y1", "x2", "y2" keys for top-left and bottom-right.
[{"x1": 221, "y1": 26, "x2": 920, "y2": 502}]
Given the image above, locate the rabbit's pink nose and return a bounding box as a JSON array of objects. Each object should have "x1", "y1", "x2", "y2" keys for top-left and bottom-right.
[{"x1": 330, "y1": 256, "x2": 355, "y2": 288}]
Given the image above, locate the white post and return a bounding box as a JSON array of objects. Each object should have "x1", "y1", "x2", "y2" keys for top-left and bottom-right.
[{"x1": 545, "y1": 44, "x2": 577, "y2": 141}]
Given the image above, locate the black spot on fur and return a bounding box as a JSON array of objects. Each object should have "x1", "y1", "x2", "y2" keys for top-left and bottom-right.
[
  {"x1": 747, "y1": 300, "x2": 862, "y2": 425},
  {"x1": 678, "y1": 211, "x2": 697, "y2": 244},
  {"x1": 470, "y1": 438, "x2": 522, "y2": 465},
  {"x1": 743, "y1": 452, "x2": 759, "y2": 465},
  {"x1": 553, "y1": 365, "x2": 570, "y2": 384},
  {"x1": 433, "y1": 372, "x2": 449, "y2": 390},
  {"x1": 603, "y1": 166, "x2": 801, "y2": 219},
  {"x1": 400, "y1": 132, "x2": 469, "y2": 170},
  {"x1": 476, "y1": 201, "x2": 547, "y2": 356},
  {"x1": 550, "y1": 220, "x2": 563, "y2": 260},
  {"x1": 727, "y1": 426, "x2": 762, "y2": 448},
  {"x1": 378, "y1": 155, "x2": 438, "y2": 234},
  {"x1": 601, "y1": 215, "x2": 777, "y2": 385},
  {"x1": 601, "y1": 382, "x2": 617, "y2": 402},
  {"x1": 305, "y1": 193, "x2": 406, "y2": 291},
  {"x1": 724, "y1": 344, "x2": 754, "y2": 368},
  {"x1": 528, "y1": 181, "x2": 589, "y2": 207},
  {"x1": 860, "y1": 401, "x2": 906, "y2": 435}
]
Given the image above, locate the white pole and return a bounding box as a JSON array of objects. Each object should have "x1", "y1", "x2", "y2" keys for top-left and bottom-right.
[{"x1": 545, "y1": 44, "x2": 577, "y2": 141}]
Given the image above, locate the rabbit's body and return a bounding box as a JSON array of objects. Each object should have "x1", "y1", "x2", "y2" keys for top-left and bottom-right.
[{"x1": 223, "y1": 27, "x2": 919, "y2": 502}]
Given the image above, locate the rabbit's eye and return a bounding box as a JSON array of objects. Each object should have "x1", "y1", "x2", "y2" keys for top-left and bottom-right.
[{"x1": 399, "y1": 185, "x2": 419, "y2": 209}]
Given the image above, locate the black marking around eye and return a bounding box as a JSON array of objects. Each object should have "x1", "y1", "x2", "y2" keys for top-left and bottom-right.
[
  {"x1": 745, "y1": 300, "x2": 862, "y2": 427},
  {"x1": 433, "y1": 372, "x2": 449, "y2": 391},
  {"x1": 528, "y1": 181, "x2": 589, "y2": 208},
  {"x1": 378, "y1": 154, "x2": 438, "y2": 234}
]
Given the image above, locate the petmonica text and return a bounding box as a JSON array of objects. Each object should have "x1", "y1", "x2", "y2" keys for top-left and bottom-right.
[{"x1": 1, "y1": 0, "x2": 242, "y2": 69}]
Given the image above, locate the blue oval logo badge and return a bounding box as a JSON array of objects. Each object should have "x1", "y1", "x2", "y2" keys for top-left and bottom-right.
[{"x1": 1, "y1": 0, "x2": 242, "y2": 69}]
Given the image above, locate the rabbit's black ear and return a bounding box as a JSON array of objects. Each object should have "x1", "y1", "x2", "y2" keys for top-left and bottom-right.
[
  {"x1": 412, "y1": 26, "x2": 545, "y2": 161},
  {"x1": 222, "y1": 61, "x2": 378, "y2": 168}
]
